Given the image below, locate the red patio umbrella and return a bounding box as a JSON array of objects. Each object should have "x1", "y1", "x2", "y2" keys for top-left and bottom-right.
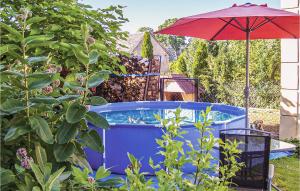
[{"x1": 156, "y1": 3, "x2": 300, "y2": 128}]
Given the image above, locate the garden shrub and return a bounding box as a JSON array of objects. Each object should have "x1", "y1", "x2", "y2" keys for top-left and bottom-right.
[
  {"x1": 0, "y1": 3, "x2": 127, "y2": 189},
  {"x1": 123, "y1": 107, "x2": 243, "y2": 190}
]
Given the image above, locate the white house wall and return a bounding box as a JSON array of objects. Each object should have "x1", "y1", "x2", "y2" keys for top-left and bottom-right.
[
  {"x1": 133, "y1": 35, "x2": 170, "y2": 73},
  {"x1": 280, "y1": 0, "x2": 300, "y2": 139}
]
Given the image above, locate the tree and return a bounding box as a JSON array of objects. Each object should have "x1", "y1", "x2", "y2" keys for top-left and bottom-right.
[
  {"x1": 141, "y1": 32, "x2": 153, "y2": 59},
  {"x1": 170, "y1": 51, "x2": 187, "y2": 74},
  {"x1": 156, "y1": 18, "x2": 186, "y2": 57},
  {"x1": 192, "y1": 41, "x2": 208, "y2": 77},
  {"x1": 138, "y1": 27, "x2": 154, "y2": 33}
]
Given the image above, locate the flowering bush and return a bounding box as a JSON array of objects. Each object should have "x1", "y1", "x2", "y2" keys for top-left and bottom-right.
[{"x1": 0, "y1": 1, "x2": 127, "y2": 189}]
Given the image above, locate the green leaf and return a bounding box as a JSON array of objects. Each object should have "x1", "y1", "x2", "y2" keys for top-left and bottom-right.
[
  {"x1": 4, "y1": 125, "x2": 31, "y2": 142},
  {"x1": 87, "y1": 73, "x2": 105, "y2": 88},
  {"x1": 97, "y1": 178, "x2": 123, "y2": 187},
  {"x1": 66, "y1": 102, "x2": 87, "y2": 124},
  {"x1": 58, "y1": 171, "x2": 71, "y2": 182},
  {"x1": 53, "y1": 143, "x2": 75, "y2": 162},
  {"x1": 30, "y1": 96, "x2": 59, "y2": 104},
  {"x1": 71, "y1": 166, "x2": 89, "y2": 184},
  {"x1": 27, "y1": 56, "x2": 48, "y2": 64},
  {"x1": 88, "y1": 50, "x2": 99, "y2": 64},
  {"x1": 70, "y1": 44, "x2": 88, "y2": 65},
  {"x1": 32, "y1": 186, "x2": 42, "y2": 191},
  {"x1": 0, "y1": 44, "x2": 20, "y2": 56},
  {"x1": 0, "y1": 70, "x2": 23, "y2": 77},
  {"x1": 63, "y1": 81, "x2": 83, "y2": 90},
  {"x1": 69, "y1": 155, "x2": 92, "y2": 172},
  {"x1": 56, "y1": 123, "x2": 78, "y2": 144},
  {"x1": 18, "y1": 173, "x2": 35, "y2": 191},
  {"x1": 0, "y1": 168, "x2": 15, "y2": 186},
  {"x1": 30, "y1": 162, "x2": 44, "y2": 187},
  {"x1": 26, "y1": 17, "x2": 46, "y2": 25},
  {"x1": 28, "y1": 73, "x2": 53, "y2": 78},
  {"x1": 27, "y1": 41, "x2": 57, "y2": 50},
  {"x1": 24, "y1": 35, "x2": 54, "y2": 45},
  {"x1": 0, "y1": 22, "x2": 22, "y2": 41},
  {"x1": 88, "y1": 96, "x2": 107, "y2": 106},
  {"x1": 0, "y1": 99, "x2": 26, "y2": 115},
  {"x1": 0, "y1": 70, "x2": 23, "y2": 84},
  {"x1": 81, "y1": 130, "x2": 103, "y2": 152},
  {"x1": 45, "y1": 167, "x2": 65, "y2": 191},
  {"x1": 119, "y1": 65, "x2": 127, "y2": 74},
  {"x1": 85, "y1": 111, "x2": 109, "y2": 129},
  {"x1": 28, "y1": 73, "x2": 52, "y2": 90},
  {"x1": 49, "y1": 24, "x2": 62, "y2": 32},
  {"x1": 35, "y1": 143, "x2": 47, "y2": 169},
  {"x1": 95, "y1": 166, "x2": 110, "y2": 180},
  {"x1": 57, "y1": 95, "x2": 80, "y2": 102},
  {"x1": 29, "y1": 116, "x2": 54, "y2": 144}
]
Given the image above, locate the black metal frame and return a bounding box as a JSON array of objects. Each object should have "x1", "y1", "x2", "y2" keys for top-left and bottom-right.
[
  {"x1": 159, "y1": 77, "x2": 199, "y2": 102},
  {"x1": 219, "y1": 128, "x2": 271, "y2": 190}
]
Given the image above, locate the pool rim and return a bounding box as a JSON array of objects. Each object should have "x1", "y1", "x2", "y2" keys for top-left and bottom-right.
[{"x1": 90, "y1": 101, "x2": 246, "y2": 126}]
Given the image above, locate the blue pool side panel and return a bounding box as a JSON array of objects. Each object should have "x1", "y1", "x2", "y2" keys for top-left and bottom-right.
[
  {"x1": 105, "y1": 124, "x2": 164, "y2": 174},
  {"x1": 87, "y1": 101, "x2": 246, "y2": 173}
]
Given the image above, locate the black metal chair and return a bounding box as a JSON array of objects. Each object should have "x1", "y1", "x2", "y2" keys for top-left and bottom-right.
[{"x1": 219, "y1": 128, "x2": 273, "y2": 190}]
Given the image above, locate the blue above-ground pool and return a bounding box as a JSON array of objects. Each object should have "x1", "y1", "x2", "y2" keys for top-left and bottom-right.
[{"x1": 85, "y1": 101, "x2": 246, "y2": 174}]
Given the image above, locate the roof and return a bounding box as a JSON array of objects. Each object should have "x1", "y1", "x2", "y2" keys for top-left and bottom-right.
[
  {"x1": 164, "y1": 74, "x2": 195, "y2": 94},
  {"x1": 117, "y1": 32, "x2": 171, "y2": 56},
  {"x1": 117, "y1": 33, "x2": 144, "y2": 53}
]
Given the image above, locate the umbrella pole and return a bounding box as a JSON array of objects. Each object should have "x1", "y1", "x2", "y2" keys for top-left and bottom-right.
[{"x1": 245, "y1": 18, "x2": 250, "y2": 128}]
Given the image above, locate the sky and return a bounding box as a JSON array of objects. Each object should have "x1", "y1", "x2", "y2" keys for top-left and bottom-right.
[{"x1": 82, "y1": 0, "x2": 281, "y2": 33}]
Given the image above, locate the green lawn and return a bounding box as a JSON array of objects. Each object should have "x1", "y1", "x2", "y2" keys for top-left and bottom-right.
[{"x1": 271, "y1": 156, "x2": 300, "y2": 191}]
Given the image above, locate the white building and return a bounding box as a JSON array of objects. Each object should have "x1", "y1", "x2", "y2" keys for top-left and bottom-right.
[
  {"x1": 118, "y1": 33, "x2": 172, "y2": 73},
  {"x1": 280, "y1": 0, "x2": 300, "y2": 139}
]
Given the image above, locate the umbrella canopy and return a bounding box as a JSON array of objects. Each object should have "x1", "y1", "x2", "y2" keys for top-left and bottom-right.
[
  {"x1": 156, "y1": 3, "x2": 300, "y2": 128},
  {"x1": 156, "y1": 3, "x2": 300, "y2": 40}
]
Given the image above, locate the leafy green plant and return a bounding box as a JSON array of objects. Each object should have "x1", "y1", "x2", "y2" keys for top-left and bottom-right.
[
  {"x1": 124, "y1": 107, "x2": 243, "y2": 190},
  {"x1": 1, "y1": 143, "x2": 70, "y2": 191},
  {"x1": 71, "y1": 166, "x2": 122, "y2": 190},
  {"x1": 1, "y1": 3, "x2": 127, "y2": 189},
  {"x1": 122, "y1": 153, "x2": 154, "y2": 191}
]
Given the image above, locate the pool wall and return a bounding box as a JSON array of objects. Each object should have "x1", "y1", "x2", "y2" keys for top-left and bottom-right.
[{"x1": 86, "y1": 101, "x2": 246, "y2": 174}]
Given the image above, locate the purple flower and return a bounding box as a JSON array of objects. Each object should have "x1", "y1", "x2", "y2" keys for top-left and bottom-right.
[
  {"x1": 56, "y1": 66, "x2": 62, "y2": 73},
  {"x1": 16, "y1": 148, "x2": 27, "y2": 158},
  {"x1": 42, "y1": 86, "x2": 53, "y2": 94},
  {"x1": 52, "y1": 79, "x2": 60, "y2": 88},
  {"x1": 21, "y1": 156, "x2": 33, "y2": 169}
]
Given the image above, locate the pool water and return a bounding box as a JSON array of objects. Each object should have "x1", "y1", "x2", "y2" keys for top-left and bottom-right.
[{"x1": 100, "y1": 108, "x2": 237, "y2": 125}]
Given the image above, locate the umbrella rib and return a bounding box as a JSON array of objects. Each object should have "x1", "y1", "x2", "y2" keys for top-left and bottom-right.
[
  {"x1": 264, "y1": 17, "x2": 297, "y2": 38},
  {"x1": 251, "y1": 17, "x2": 275, "y2": 31},
  {"x1": 219, "y1": 18, "x2": 244, "y2": 31},
  {"x1": 233, "y1": 18, "x2": 246, "y2": 31},
  {"x1": 212, "y1": 18, "x2": 244, "y2": 40},
  {"x1": 250, "y1": 17, "x2": 259, "y2": 30},
  {"x1": 211, "y1": 18, "x2": 235, "y2": 40}
]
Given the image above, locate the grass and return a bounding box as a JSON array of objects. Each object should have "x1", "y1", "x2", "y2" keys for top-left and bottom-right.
[{"x1": 270, "y1": 156, "x2": 300, "y2": 191}]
